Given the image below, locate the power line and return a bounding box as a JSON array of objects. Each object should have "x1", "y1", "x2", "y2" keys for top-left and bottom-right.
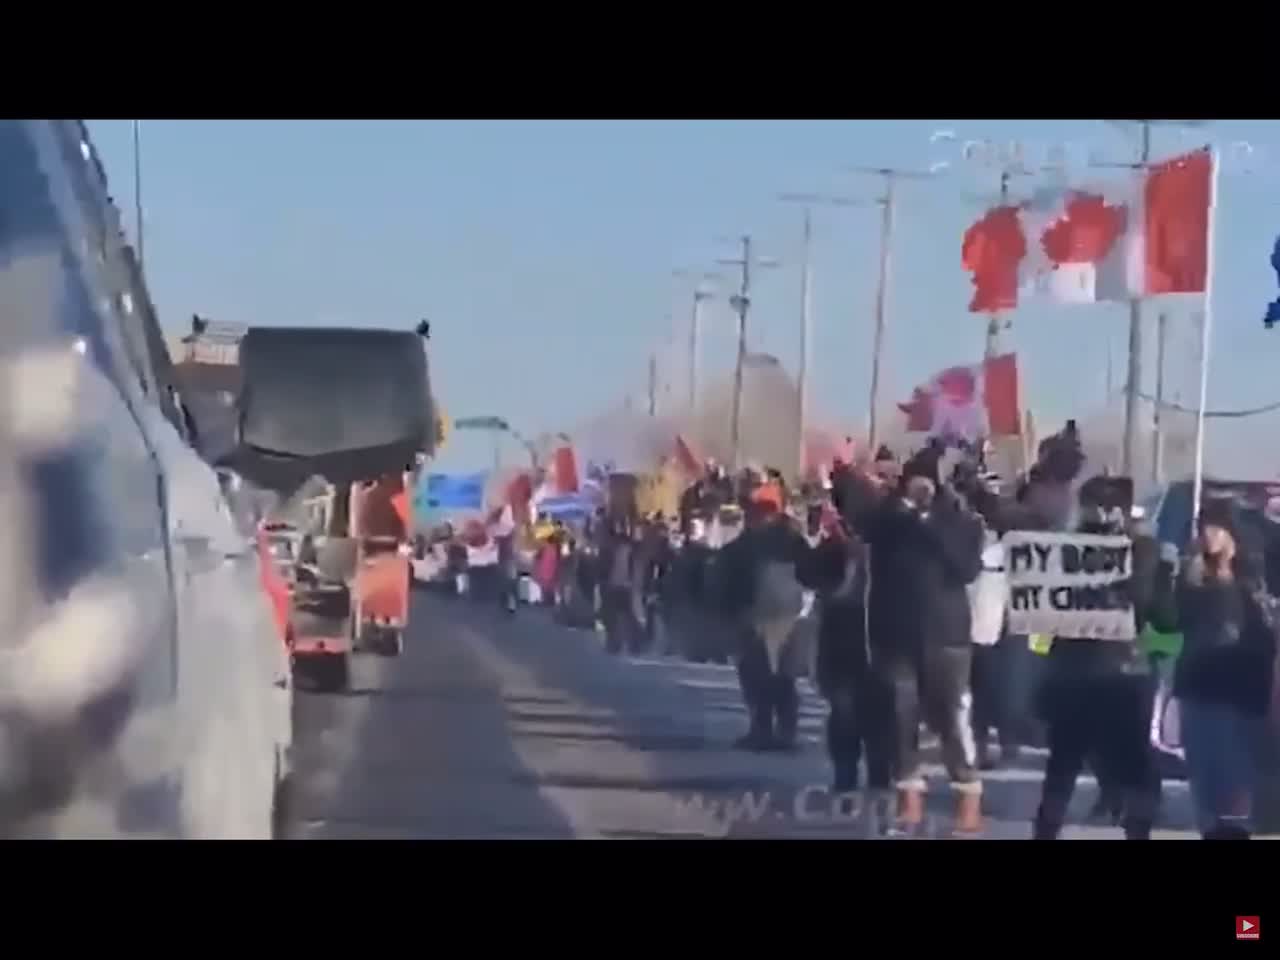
[{"x1": 1134, "y1": 391, "x2": 1280, "y2": 420}]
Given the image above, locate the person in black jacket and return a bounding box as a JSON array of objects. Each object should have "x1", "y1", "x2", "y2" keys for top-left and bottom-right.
[
  {"x1": 598, "y1": 517, "x2": 639, "y2": 655},
  {"x1": 853, "y1": 446, "x2": 986, "y2": 833},
  {"x1": 1032, "y1": 476, "x2": 1175, "y2": 840},
  {"x1": 1174, "y1": 496, "x2": 1276, "y2": 839},
  {"x1": 809, "y1": 507, "x2": 891, "y2": 798}
]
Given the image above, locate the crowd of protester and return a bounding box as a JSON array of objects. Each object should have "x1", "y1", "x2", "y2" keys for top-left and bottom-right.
[{"x1": 425, "y1": 426, "x2": 1279, "y2": 839}]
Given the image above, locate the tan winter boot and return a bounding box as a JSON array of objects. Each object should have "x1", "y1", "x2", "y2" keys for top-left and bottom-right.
[
  {"x1": 895, "y1": 785, "x2": 925, "y2": 830},
  {"x1": 953, "y1": 786, "x2": 983, "y2": 836}
]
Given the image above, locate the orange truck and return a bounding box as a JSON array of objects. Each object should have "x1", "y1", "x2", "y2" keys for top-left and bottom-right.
[
  {"x1": 227, "y1": 326, "x2": 437, "y2": 692},
  {"x1": 349, "y1": 473, "x2": 413, "y2": 656}
]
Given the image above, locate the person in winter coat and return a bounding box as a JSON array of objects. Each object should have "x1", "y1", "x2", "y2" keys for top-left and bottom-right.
[
  {"x1": 598, "y1": 518, "x2": 639, "y2": 655},
  {"x1": 809, "y1": 507, "x2": 891, "y2": 796},
  {"x1": 633, "y1": 517, "x2": 676, "y2": 654},
  {"x1": 670, "y1": 516, "x2": 721, "y2": 662},
  {"x1": 716, "y1": 485, "x2": 816, "y2": 751},
  {"x1": 1032, "y1": 476, "x2": 1174, "y2": 841},
  {"x1": 1173, "y1": 496, "x2": 1277, "y2": 839},
  {"x1": 845, "y1": 445, "x2": 986, "y2": 832}
]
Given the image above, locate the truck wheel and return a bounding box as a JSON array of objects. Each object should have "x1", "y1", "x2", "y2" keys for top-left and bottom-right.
[{"x1": 315, "y1": 654, "x2": 350, "y2": 692}]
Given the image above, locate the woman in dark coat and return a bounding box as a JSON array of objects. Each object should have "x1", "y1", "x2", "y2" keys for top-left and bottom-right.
[{"x1": 1174, "y1": 497, "x2": 1277, "y2": 839}]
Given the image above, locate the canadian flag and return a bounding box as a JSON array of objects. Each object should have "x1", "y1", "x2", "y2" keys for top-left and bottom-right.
[
  {"x1": 899, "y1": 353, "x2": 1021, "y2": 442},
  {"x1": 962, "y1": 148, "x2": 1213, "y2": 311}
]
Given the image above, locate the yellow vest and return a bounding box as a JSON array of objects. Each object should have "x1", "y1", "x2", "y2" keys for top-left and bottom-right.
[{"x1": 1029, "y1": 634, "x2": 1053, "y2": 656}]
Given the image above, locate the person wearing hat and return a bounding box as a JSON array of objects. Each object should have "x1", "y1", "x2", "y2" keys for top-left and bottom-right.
[
  {"x1": 715, "y1": 483, "x2": 816, "y2": 750},
  {"x1": 1172, "y1": 496, "x2": 1276, "y2": 839},
  {"x1": 1032, "y1": 475, "x2": 1173, "y2": 840}
]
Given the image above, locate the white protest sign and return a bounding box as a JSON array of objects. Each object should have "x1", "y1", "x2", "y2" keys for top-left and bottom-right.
[{"x1": 1002, "y1": 531, "x2": 1136, "y2": 641}]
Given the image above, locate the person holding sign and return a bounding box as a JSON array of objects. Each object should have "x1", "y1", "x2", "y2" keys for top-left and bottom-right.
[
  {"x1": 1173, "y1": 498, "x2": 1276, "y2": 840},
  {"x1": 1031, "y1": 476, "x2": 1175, "y2": 841}
]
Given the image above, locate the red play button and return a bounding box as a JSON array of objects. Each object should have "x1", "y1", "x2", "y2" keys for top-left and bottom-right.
[{"x1": 1237, "y1": 916, "x2": 1260, "y2": 941}]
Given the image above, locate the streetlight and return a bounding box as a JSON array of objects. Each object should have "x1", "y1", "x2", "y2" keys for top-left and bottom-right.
[{"x1": 671, "y1": 268, "x2": 725, "y2": 419}]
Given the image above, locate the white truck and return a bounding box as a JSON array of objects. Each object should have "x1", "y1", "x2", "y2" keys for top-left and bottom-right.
[{"x1": 0, "y1": 120, "x2": 291, "y2": 838}]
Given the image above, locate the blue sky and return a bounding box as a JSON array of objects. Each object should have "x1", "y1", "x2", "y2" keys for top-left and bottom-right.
[{"x1": 88, "y1": 120, "x2": 1280, "y2": 476}]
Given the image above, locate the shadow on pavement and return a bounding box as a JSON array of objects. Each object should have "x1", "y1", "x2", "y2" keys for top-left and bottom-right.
[
  {"x1": 459, "y1": 598, "x2": 1200, "y2": 839},
  {"x1": 284, "y1": 589, "x2": 577, "y2": 839}
]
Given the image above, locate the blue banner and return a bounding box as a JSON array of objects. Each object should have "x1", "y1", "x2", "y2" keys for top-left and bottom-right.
[
  {"x1": 416, "y1": 472, "x2": 487, "y2": 514},
  {"x1": 536, "y1": 494, "x2": 595, "y2": 520}
]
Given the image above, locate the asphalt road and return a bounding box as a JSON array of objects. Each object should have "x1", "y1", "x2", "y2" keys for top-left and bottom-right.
[{"x1": 285, "y1": 591, "x2": 1203, "y2": 839}]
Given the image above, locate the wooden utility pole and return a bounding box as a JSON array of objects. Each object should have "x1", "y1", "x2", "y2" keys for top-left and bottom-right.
[
  {"x1": 1123, "y1": 122, "x2": 1153, "y2": 478},
  {"x1": 647, "y1": 352, "x2": 657, "y2": 417},
  {"x1": 846, "y1": 166, "x2": 938, "y2": 453},
  {"x1": 780, "y1": 192, "x2": 871, "y2": 477},
  {"x1": 717, "y1": 236, "x2": 778, "y2": 469}
]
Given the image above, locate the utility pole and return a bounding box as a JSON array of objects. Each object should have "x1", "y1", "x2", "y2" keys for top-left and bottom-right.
[
  {"x1": 647, "y1": 352, "x2": 658, "y2": 417},
  {"x1": 132, "y1": 119, "x2": 145, "y2": 272},
  {"x1": 797, "y1": 208, "x2": 813, "y2": 480},
  {"x1": 1095, "y1": 120, "x2": 1209, "y2": 477},
  {"x1": 1152, "y1": 311, "x2": 1168, "y2": 487},
  {"x1": 688, "y1": 286, "x2": 712, "y2": 415},
  {"x1": 984, "y1": 165, "x2": 1034, "y2": 358},
  {"x1": 780, "y1": 191, "x2": 875, "y2": 469},
  {"x1": 1123, "y1": 122, "x2": 1152, "y2": 479},
  {"x1": 672, "y1": 269, "x2": 721, "y2": 422},
  {"x1": 868, "y1": 180, "x2": 893, "y2": 454},
  {"x1": 717, "y1": 236, "x2": 779, "y2": 470},
  {"x1": 846, "y1": 166, "x2": 938, "y2": 453}
]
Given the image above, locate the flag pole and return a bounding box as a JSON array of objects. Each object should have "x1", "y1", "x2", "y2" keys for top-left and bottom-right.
[{"x1": 1191, "y1": 147, "x2": 1221, "y2": 525}]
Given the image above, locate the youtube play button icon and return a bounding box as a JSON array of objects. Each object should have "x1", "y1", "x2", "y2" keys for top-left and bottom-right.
[{"x1": 1236, "y1": 916, "x2": 1260, "y2": 941}]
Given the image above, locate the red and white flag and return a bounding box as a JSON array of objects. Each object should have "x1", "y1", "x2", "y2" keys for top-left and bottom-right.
[
  {"x1": 1143, "y1": 147, "x2": 1212, "y2": 295},
  {"x1": 899, "y1": 353, "x2": 1021, "y2": 442},
  {"x1": 961, "y1": 148, "x2": 1213, "y2": 311},
  {"x1": 532, "y1": 443, "x2": 580, "y2": 507},
  {"x1": 550, "y1": 444, "x2": 579, "y2": 494}
]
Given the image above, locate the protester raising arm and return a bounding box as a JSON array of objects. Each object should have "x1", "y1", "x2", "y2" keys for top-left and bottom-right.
[
  {"x1": 830, "y1": 461, "x2": 890, "y2": 541},
  {"x1": 919, "y1": 492, "x2": 985, "y2": 587}
]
